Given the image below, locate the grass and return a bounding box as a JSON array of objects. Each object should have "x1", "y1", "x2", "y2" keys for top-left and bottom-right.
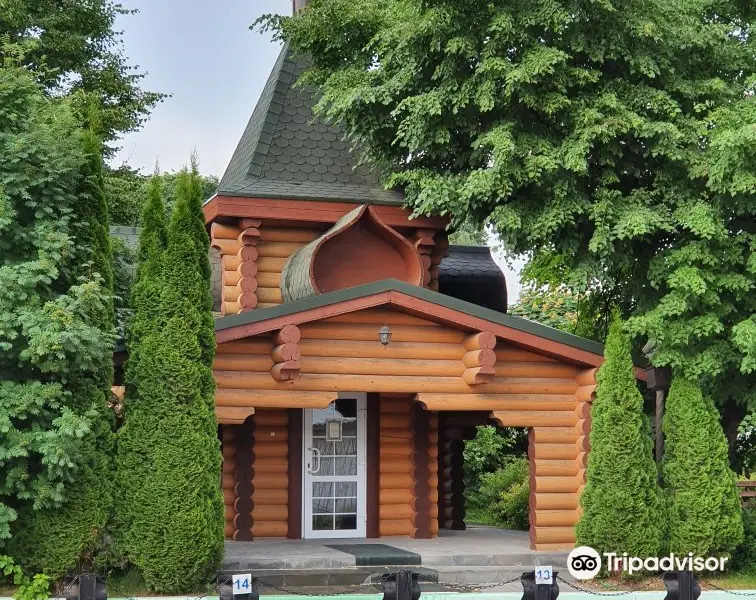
[
  {"x1": 101, "y1": 567, "x2": 216, "y2": 598},
  {"x1": 579, "y1": 570, "x2": 756, "y2": 592}
]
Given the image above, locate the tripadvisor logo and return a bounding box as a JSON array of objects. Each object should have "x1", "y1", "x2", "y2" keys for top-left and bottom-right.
[{"x1": 567, "y1": 546, "x2": 729, "y2": 580}]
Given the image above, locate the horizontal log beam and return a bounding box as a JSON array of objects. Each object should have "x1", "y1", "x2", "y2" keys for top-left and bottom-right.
[
  {"x1": 379, "y1": 520, "x2": 415, "y2": 536},
  {"x1": 299, "y1": 339, "x2": 463, "y2": 360},
  {"x1": 251, "y1": 522, "x2": 288, "y2": 537},
  {"x1": 418, "y1": 394, "x2": 578, "y2": 411},
  {"x1": 490, "y1": 411, "x2": 578, "y2": 428},
  {"x1": 216, "y1": 406, "x2": 255, "y2": 424},
  {"x1": 215, "y1": 372, "x2": 579, "y2": 395},
  {"x1": 216, "y1": 389, "x2": 335, "y2": 409},
  {"x1": 299, "y1": 323, "x2": 464, "y2": 344},
  {"x1": 260, "y1": 228, "x2": 322, "y2": 243}
]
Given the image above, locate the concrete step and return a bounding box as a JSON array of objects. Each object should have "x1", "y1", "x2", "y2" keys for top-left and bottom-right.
[
  {"x1": 219, "y1": 565, "x2": 574, "y2": 593},
  {"x1": 219, "y1": 567, "x2": 438, "y2": 589}
]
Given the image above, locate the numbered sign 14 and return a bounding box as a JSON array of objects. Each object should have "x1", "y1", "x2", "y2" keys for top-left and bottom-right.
[
  {"x1": 535, "y1": 566, "x2": 553, "y2": 585},
  {"x1": 232, "y1": 574, "x2": 252, "y2": 595}
]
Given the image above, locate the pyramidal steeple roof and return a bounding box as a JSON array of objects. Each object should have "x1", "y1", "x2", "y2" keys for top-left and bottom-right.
[{"x1": 217, "y1": 44, "x2": 404, "y2": 205}]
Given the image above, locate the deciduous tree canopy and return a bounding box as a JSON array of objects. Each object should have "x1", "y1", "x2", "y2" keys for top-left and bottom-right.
[
  {"x1": 1, "y1": 0, "x2": 165, "y2": 148},
  {"x1": 257, "y1": 0, "x2": 756, "y2": 428}
]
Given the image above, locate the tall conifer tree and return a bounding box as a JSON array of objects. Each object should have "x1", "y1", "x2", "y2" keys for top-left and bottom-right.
[
  {"x1": 663, "y1": 378, "x2": 743, "y2": 556},
  {"x1": 116, "y1": 167, "x2": 223, "y2": 592},
  {"x1": 576, "y1": 319, "x2": 663, "y2": 559},
  {"x1": 115, "y1": 175, "x2": 167, "y2": 549},
  {"x1": 1, "y1": 68, "x2": 116, "y2": 576}
]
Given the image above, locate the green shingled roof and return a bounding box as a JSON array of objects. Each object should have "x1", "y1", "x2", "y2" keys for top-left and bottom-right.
[
  {"x1": 217, "y1": 44, "x2": 404, "y2": 205},
  {"x1": 215, "y1": 278, "x2": 605, "y2": 358}
]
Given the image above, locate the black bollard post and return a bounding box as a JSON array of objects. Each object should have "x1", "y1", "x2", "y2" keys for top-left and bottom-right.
[
  {"x1": 218, "y1": 573, "x2": 259, "y2": 600},
  {"x1": 381, "y1": 570, "x2": 421, "y2": 600},
  {"x1": 663, "y1": 571, "x2": 701, "y2": 600},
  {"x1": 521, "y1": 570, "x2": 559, "y2": 600},
  {"x1": 64, "y1": 574, "x2": 107, "y2": 600}
]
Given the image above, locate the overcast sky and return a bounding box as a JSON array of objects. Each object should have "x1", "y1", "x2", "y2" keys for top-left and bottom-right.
[{"x1": 112, "y1": 0, "x2": 524, "y2": 300}]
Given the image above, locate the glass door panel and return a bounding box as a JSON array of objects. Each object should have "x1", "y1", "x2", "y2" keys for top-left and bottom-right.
[{"x1": 303, "y1": 396, "x2": 366, "y2": 538}]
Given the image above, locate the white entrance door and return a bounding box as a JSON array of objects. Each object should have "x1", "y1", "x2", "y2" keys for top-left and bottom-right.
[{"x1": 303, "y1": 393, "x2": 367, "y2": 538}]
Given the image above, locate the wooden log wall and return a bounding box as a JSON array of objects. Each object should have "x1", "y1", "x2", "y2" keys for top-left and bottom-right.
[
  {"x1": 211, "y1": 221, "x2": 446, "y2": 317},
  {"x1": 214, "y1": 306, "x2": 597, "y2": 545},
  {"x1": 492, "y1": 366, "x2": 597, "y2": 551},
  {"x1": 222, "y1": 425, "x2": 238, "y2": 539},
  {"x1": 428, "y1": 413, "x2": 439, "y2": 537},
  {"x1": 251, "y1": 409, "x2": 290, "y2": 538},
  {"x1": 211, "y1": 222, "x2": 325, "y2": 314},
  {"x1": 221, "y1": 420, "x2": 255, "y2": 540},
  {"x1": 379, "y1": 394, "x2": 416, "y2": 536},
  {"x1": 437, "y1": 413, "x2": 486, "y2": 530}
]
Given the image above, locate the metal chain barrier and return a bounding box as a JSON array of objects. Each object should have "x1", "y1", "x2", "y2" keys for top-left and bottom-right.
[
  {"x1": 433, "y1": 574, "x2": 524, "y2": 592},
  {"x1": 701, "y1": 579, "x2": 756, "y2": 597},
  {"x1": 256, "y1": 577, "x2": 381, "y2": 596},
  {"x1": 557, "y1": 574, "x2": 662, "y2": 596},
  {"x1": 51, "y1": 574, "x2": 82, "y2": 600}
]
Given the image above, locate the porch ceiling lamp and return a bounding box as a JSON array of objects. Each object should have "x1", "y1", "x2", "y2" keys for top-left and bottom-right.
[{"x1": 378, "y1": 324, "x2": 392, "y2": 346}]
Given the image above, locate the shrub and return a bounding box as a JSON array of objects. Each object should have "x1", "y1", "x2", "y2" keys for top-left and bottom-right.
[
  {"x1": 731, "y1": 505, "x2": 756, "y2": 573},
  {"x1": 476, "y1": 459, "x2": 530, "y2": 530},
  {"x1": 663, "y1": 377, "x2": 743, "y2": 557},
  {"x1": 576, "y1": 318, "x2": 664, "y2": 558},
  {"x1": 463, "y1": 426, "x2": 526, "y2": 493}
]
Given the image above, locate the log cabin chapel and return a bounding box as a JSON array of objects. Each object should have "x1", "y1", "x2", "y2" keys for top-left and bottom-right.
[{"x1": 201, "y1": 0, "x2": 603, "y2": 552}]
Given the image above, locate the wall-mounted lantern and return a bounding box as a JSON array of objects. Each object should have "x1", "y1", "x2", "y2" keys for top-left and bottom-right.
[{"x1": 378, "y1": 324, "x2": 392, "y2": 346}]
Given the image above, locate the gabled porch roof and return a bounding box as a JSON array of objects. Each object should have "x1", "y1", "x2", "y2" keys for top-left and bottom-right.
[{"x1": 215, "y1": 279, "x2": 604, "y2": 368}]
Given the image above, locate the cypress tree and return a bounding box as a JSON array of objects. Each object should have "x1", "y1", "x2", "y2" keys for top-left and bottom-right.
[
  {"x1": 117, "y1": 168, "x2": 223, "y2": 592},
  {"x1": 2, "y1": 78, "x2": 116, "y2": 576},
  {"x1": 576, "y1": 318, "x2": 663, "y2": 559},
  {"x1": 115, "y1": 175, "x2": 168, "y2": 551},
  {"x1": 124, "y1": 176, "x2": 168, "y2": 398},
  {"x1": 663, "y1": 378, "x2": 743, "y2": 556}
]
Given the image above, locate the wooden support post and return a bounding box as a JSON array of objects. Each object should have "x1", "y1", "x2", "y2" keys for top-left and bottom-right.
[
  {"x1": 367, "y1": 393, "x2": 380, "y2": 538},
  {"x1": 287, "y1": 409, "x2": 303, "y2": 539},
  {"x1": 428, "y1": 231, "x2": 449, "y2": 292},
  {"x1": 411, "y1": 404, "x2": 431, "y2": 538},
  {"x1": 413, "y1": 229, "x2": 436, "y2": 287},
  {"x1": 234, "y1": 418, "x2": 255, "y2": 541}
]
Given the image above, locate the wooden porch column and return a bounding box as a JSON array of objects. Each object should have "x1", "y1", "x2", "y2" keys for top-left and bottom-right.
[
  {"x1": 411, "y1": 405, "x2": 431, "y2": 538},
  {"x1": 221, "y1": 419, "x2": 254, "y2": 541},
  {"x1": 437, "y1": 413, "x2": 481, "y2": 530},
  {"x1": 287, "y1": 409, "x2": 303, "y2": 539}
]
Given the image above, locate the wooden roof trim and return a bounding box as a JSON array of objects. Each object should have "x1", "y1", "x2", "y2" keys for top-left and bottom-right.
[
  {"x1": 216, "y1": 291, "x2": 392, "y2": 343},
  {"x1": 215, "y1": 288, "x2": 604, "y2": 368},
  {"x1": 203, "y1": 195, "x2": 448, "y2": 229}
]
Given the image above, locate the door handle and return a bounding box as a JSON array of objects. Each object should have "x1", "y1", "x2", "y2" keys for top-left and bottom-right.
[{"x1": 308, "y1": 447, "x2": 321, "y2": 474}]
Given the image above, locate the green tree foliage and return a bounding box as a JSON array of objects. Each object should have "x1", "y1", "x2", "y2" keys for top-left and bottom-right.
[
  {"x1": 509, "y1": 285, "x2": 579, "y2": 333},
  {"x1": 258, "y1": 0, "x2": 756, "y2": 434},
  {"x1": 663, "y1": 378, "x2": 743, "y2": 556},
  {"x1": 0, "y1": 0, "x2": 165, "y2": 147},
  {"x1": 448, "y1": 220, "x2": 487, "y2": 246},
  {"x1": 576, "y1": 319, "x2": 663, "y2": 558},
  {"x1": 104, "y1": 166, "x2": 147, "y2": 227},
  {"x1": 104, "y1": 167, "x2": 219, "y2": 226},
  {"x1": 0, "y1": 65, "x2": 115, "y2": 576},
  {"x1": 116, "y1": 168, "x2": 223, "y2": 592},
  {"x1": 114, "y1": 176, "x2": 167, "y2": 554},
  {"x1": 463, "y1": 425, "x2": 526, "y2": 492},
  {"x1": 472, "y1": 459, "x2": 530, "y2": 531}
]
